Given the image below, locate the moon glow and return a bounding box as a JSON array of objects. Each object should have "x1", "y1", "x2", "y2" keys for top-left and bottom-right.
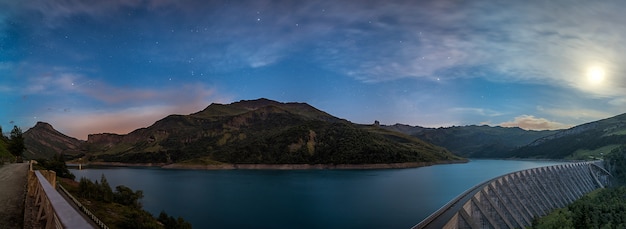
[{"x1": 587, "y1": 66, "x2": 605, "y2": 84}]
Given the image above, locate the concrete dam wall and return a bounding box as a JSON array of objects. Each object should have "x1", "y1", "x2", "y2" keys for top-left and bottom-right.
[{"x1": 414, "y1": 161, "x2": 612, "y2": 229}]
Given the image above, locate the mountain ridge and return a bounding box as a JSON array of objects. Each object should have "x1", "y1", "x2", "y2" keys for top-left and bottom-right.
[
  {"x1": 380, "y1": 124, "x2": 558, "y2": 158},
  {"x1": 25, "y1": 99, "x2": 463, "y2": 167},
  {"x1": 508, "y1": 113, "x2": 626, "y2": 159},
  {"x1": 26, "y1": 98, "x2": 625, "y2": 162},
  {"x1": 23, "y1": 121, "x2": 85, "y2": 159}
]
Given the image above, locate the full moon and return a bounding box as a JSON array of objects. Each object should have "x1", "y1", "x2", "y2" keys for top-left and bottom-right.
[{"x1": 587, "y1": 66, "x2": 605, "y2": 84}]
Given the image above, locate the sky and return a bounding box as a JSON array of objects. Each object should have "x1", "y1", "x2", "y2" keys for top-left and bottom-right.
[{"x1": 2, "y1": 0, "x2": 626, "y2": 140}]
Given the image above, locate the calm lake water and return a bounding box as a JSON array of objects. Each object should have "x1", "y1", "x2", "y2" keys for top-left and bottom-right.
[{"x1": 70, "y1": 160, "x2": 565, "y2": 229}]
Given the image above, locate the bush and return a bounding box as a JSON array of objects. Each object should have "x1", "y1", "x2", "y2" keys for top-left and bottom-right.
[{"x1": 36, "y1": 154, "x2": 75, "y2": 179}]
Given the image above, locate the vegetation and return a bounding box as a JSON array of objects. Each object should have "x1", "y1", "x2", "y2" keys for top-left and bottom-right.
[
  {"x1": 508, "y1": 113, "x2": 626, "y2": 159},
  {"x1": 508, "y1": 130, "x2": 626, "y2": 159},
  {"x1": 0, "y1": 126, "x2": 13, "y2": 163},
  {"x1": 61, "y1": 174, "x2": 191, "y2": 228},
  {"x1": 0, "y1": 125, "x2": 29, "y2": 163},
  {"x1": 23, "y1": 122, "x2": 84, "y2": 160},
  {"x1": 78, "y1": 176, "x2": 143, "y2": 209},
  {"x1": 8, "y1": 125, "x2": 25, "y2": 162},
  {"x1": 0, "y1": 141, "x2": 11, "y2": 163},
  {"x1": 604, "y1": 145, "x2": 626, "y2": 185},
  {"x1": 566, "y1": 144, "x2": 620, "y2": 160},
  {"x1": 531, "y1": 187, "x2": 626, "y2": 229},
  {"x1": 85, "y1": 99, "x2": 462, "y2": 165},
  {"x1": 157, "y1": 212, "x2": 192, "y2": 229},
  {"x1": 388, "y1": 124, "x2": 558, "y2": 158},
  {"x1": 35, "y1": 154, "x2": 75, "y2": 179}
]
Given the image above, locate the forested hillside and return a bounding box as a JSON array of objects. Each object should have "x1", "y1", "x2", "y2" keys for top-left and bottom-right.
[
  {"x1": 508, "y1": 113, "x2": 626, "y2": 159},
  {"x1": 25, "y1": 99, "x2": 463, "y2": 166},
  {"x1": 382, "y1": 124, "x2": 557, "y2": 158}
]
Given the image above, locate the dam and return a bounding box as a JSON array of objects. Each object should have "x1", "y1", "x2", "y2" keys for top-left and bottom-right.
[{"x1": 413, "y1": 161, "x2": 612, "y2": 229}]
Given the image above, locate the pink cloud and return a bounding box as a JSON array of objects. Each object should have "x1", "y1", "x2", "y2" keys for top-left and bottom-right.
[
  {"x1": 499, "y1": 115, "x2": 571, "y2": 131},
  {"x1": 48, "y1": 91, "x2": 232, "y2": 140}
]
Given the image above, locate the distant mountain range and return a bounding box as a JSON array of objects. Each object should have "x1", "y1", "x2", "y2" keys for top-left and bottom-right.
[
  {"x1": 382, "y1": 112, "x2": 626, "y2": 159},
  {"x1": 22, "y1": 98, "x2": 626, "y2": 162},
  {"x1": 506, "y1": 113, "x2": 626, "y2": 159},
  {"x1": 381, "y1": 124, "x2": 558, "y2": 158},
  {"x1": 23, "y1": 98, "x2": 462, "y2": 166}
]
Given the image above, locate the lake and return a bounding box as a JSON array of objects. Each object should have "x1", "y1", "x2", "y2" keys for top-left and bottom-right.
[{"x1": 70, "y1": 160, "x2": 565, "y2": 228}]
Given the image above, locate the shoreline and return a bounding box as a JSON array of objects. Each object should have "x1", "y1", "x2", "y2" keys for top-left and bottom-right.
[{"x1": 68, "y1": 159, "x2": 469, "y2": 170}]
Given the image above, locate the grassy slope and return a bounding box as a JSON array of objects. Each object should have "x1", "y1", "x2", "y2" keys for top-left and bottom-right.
[
  {"x1": 566, "y1": 144, "x2": 621, "y2": 160},
  {"x1": 87, "y1": 100, "x2": 462, "y2": 165},
  {"x1": 0, "y1": 140, "x2": 12, "y2": 162},
  {"x1": 508, "y1": 113, "x2": 626, "y2": 159}
]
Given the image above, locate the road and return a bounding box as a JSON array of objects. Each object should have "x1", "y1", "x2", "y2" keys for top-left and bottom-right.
[{"x1": 0, "y1": 162, "x2": 28, "y2": 228}]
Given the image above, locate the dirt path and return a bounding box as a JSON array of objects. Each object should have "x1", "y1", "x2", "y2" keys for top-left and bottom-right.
[{"x1": 0, "y1": 162, "x2": 28, "y2": 228}]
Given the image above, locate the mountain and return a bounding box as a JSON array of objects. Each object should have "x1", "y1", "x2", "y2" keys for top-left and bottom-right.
[
  {"x1": 508, "y1": 113, "x2": 626, "y2": 159},
  {"x1": 381, "y1": 124, "x2": 558, "y2": 158},
  {"x1": 23, "y1": 122, "x2": 85, "y2": 159},
  {"x1": 84, "y1": 98, "x2": 462, "y2": 165}
]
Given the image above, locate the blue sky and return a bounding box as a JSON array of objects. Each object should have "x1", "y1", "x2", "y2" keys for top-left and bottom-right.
[{"x1": 2, "y1": 0, "x2": 626, "y2": 139}]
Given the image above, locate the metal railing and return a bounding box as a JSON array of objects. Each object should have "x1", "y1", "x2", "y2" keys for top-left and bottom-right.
[{"x1": 57, "y1": 183, "x2": 110, "y2": 229}]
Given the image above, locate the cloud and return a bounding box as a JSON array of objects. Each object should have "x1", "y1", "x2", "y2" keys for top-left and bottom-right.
[
  {"x1": 608, "y1": 98, "x2": 626, "y2": 107},
  {"x1": 19, "y1": 66, "x2": 219, "y2": 106},
  {"x1": 45, "y1": 88, "x2": 232, "y2": 140},
  {"x1": 499, "y1": 115, "x2": 571, "y2": 130},
  {"x1": 11, "y1": 65, "x2": 233, "y2": 139},
  {"x1": 538, "y1": 106, "x2": 613, "y2": 121},
  {"x1": 6, "y1": 0, "x2": 626, "y2": 132},
  {"x1": 449, "y1": 107, "x2": 505, "y2": 117},
  {"x1": 10, "y1": 0, "x2": 626, "y2": 99},
  {"x1": 48, "y1": 104, "x2": 196, "y2": 140},
  {"x1": 18, "y1": 0, "x2": 143, "y2": 27},
  {"x1": 297, "y1": 0, "x2": 626, "y2": 99}
]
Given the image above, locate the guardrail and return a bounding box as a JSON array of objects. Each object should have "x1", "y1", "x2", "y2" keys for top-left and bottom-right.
[
  {"x1": 57, "y1": 183, "x2": 110, "y2": 229},
  {"x1": 27, "y1": 169, "x2": 94, "y2": 229}
]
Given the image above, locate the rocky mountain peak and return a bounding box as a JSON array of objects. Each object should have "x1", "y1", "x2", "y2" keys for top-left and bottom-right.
[
  {"x1": 23, "y1": 122, "x2": 84, "y2": 159},
  {"x1": 33, "y1": 121, "x2": 55, "y2": 131}
]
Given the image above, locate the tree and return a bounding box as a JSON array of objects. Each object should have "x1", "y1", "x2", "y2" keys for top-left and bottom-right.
[
  {"x1": 158, "y1": 211, "x2": 193, "y2": 229},
  {"x1": 100, "y1": 174, "x2": 114, "y2": 202},
  {"x1": 114, "y1": 185, "x2": 144, "y2": 208},
  {"x1": 36, "y1": 154, "x2": 75, "y2": 179},
  {"x1": 0, "y1": 125, "x2": 6, "y2": 141},
  {"x1": 8, "y1": 126, "x2": 25, "y2": 162}
]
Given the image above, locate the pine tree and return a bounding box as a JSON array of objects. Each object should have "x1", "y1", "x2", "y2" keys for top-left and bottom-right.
[
  {"x1": 100, "y1": 174, "x2": 114, "y2": 202},
  {"x1": 8, "y1": 126, "x2": 25, "y2": 162}
]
